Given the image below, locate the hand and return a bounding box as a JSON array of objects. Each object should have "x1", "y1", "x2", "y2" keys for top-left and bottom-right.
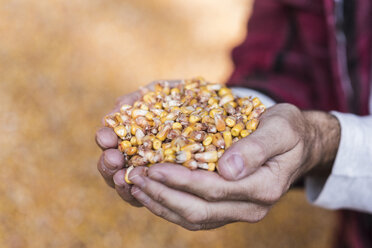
[
  {"x1": 95, "y1": 80, "x2": 182, "y2": 207},
  {"x1": 127, "y1": 103, "x2": 341, "y2": 230}
]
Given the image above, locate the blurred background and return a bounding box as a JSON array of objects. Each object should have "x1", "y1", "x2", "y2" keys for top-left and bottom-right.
[{"x1": 0, "y1": 0, "x2": 336, "y2": 247}]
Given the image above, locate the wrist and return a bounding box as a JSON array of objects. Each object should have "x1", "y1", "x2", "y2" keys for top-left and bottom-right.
[{"x1": 302, "y1": 111, "x2": 341, "y2": 177}]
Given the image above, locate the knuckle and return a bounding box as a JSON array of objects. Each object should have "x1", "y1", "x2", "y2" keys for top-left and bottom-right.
[
  {"x1": 184, "y1": 207, "x2": 208, "y2": 224},
  {"x1": 204, "y1": 187, "x2": 226, "y2": 202},
  {"x1": 152, "y1": 188, "x2": 167, "y2": 205}
]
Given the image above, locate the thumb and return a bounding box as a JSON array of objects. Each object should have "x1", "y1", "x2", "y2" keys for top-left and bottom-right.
[{"x1": 217, "y1": 115, "x2": 296, "y2": 181}]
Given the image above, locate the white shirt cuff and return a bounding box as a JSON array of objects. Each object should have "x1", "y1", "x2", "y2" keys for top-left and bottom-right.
[{"x1": 305, "y1": 112, "x2": 372, "y2": 213}]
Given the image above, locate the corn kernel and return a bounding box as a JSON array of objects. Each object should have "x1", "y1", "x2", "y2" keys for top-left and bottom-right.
[
  {"x1": 114, "y1": 125, "x2": 127, "y2": 139},
  {"x1": 125, "y1": 146, "x2": 137, "y2": 156},
  {"x1": 231, "y1": 122, "x2": 244, "y2": 137},
  {"x1": 203, "y1": 135, "x2": 213, "y2": 146},
  {"x1": 240, "y1": 129, "x2": 251, "y2": 138},
  {"x1": 223, "y1": 131, "x2": 232, "y2": 149},
  {"x1": 124, "y1": 166, "x2": 134, "y2": 184},
  {"x1": 118, "y1": 140, "x2": 131, "y2": 152},
  {"x1": 189, "y1": 115, "x2": 201, "y2": 123},
  {"x1": 252, "y1": 97, "x2": 261, "y2": 107},
  {"x1": 218, "y1": 87, "x2": 231, "y2": 97},
  {"x1": 208, "y1": 162, "x2": 216, "y2": 171},
  {"x1": 246, "y1": 118, "x2": 259, "y2": 130},
  {"x1": 225, "y1": 116, "x2": 236, "y2": 127},
  {"x1": 172, "y1": 122, "x2": 182, "y2": 130},
  {"x1": 130, "y1": 136, "x2": 137, "y2": 146},
  {"x1": 153, "y1": 139, "x2": 162, "y2": 150}
]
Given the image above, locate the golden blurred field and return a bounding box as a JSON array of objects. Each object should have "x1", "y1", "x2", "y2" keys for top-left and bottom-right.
[{"x1": 0, "y1": 0, "x2": 336, "y2": 247}]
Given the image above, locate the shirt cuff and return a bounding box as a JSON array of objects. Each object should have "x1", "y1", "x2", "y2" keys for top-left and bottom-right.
[{"x1": 305, "y1": 112, "x2": 372, "y2": 213}]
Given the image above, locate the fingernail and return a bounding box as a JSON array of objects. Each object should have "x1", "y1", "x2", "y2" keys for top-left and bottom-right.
[
  {"x1": 224, "y1": 154, "x2": 244, "y2": 179},
  {"x1": 148, "y1": 172, "x2": 164, "y2": 182},
  {"x1": 129, "y1": 174, "x2": 145, "y2": 188},
  {"x1": 113, "y1": 172, "x2": 125, "y2": 186}
]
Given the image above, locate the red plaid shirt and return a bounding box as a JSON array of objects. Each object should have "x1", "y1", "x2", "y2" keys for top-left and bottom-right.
[{"x1": 226, "y1": 0, "x2": 372, "y2": 247}]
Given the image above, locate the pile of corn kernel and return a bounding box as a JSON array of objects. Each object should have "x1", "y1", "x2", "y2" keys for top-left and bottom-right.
[{"x1": 104, "y1": 78, "x2": 265, "y2": 184}]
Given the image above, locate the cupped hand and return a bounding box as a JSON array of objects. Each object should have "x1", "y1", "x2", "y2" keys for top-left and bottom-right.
[
  {"x1": 95, "y1": 80, "x2": 182, "y2": 207},
  {"x1": 127, "y1": 103, "x2": 341, "y2": 230}
]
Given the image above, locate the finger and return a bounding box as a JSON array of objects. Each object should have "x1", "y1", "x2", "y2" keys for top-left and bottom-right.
[
  {"x1": 113, "y1": 169, "x2": 143, "y2": 207},
  {"x1": 218, "y1": 108, "x2": 298, "y2": 181},
  {"x1": 131, "y1": 186, "x2": 229, "y2": 230},
  {"x1": 148, "y1": 163, "x2": 281, "y2": 204},
  {"x1": 129, "y1": 169, "x2": 268, "y2": 224},
  {"x1": 95, "y1": 127, "x2": 118, "y2": 150},
  {"x1": 97, "y1": 149, "x2": 125, "y2": 187}
]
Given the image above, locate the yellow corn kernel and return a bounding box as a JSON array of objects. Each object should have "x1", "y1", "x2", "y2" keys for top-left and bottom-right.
[
  {"x1": 246, "y1": 118, "x2": 259, "y2": 130},
  {"x1": 223, "y1": 131, "x2": 232, "y2": 149},
  {"x1": 145, "y1": 111, "x2": 155, "y2": 121},
  {"x1": 164, "y1": 148, "x2": 175, "y2": 156},
  {"x1": 162, "y1": 143, "x2": 172, "y2": 150},
  {"x1": 125, "y1": 146, "x2": 138, "y2": 156},
  {"x1": 202, "y1": 115, "x2": 214, "y2": 124},
  {"x1": 104, "y1": 116, "x2": 118, "y2": 128},
  {"x1": 217, "y1": 149, "x2": 225, "y2": 158},
  {"x1": 252, "y1": 97, "x2": 261, "y2": 107},
  {"x1": 155, "y1": 83, "x2": 163, "y2": 93},
  {"x1": 212, "y1": 133, "x2": 225, "y2": 148},
  {"x1": 218, "y1": 87, "x2": 231, "y2": 97},
  {"x1": 208, "y1": 97, "x2": 218, "y2": 105},
  {"x1": 114, "y1": 113, "x2": 124, "y2": 124},
  {"x1": 143, "y1": 92, "x2": 156, "y2": 104},
  {"x1": 159, "y1": 111, "x2": 168, "y2": 119},
  {"x1": 170, "y1": 88, "x2": 180, "y2": 96},
  {"x1": 156, "y1": 124, "x2": 171, "y2": 141},
  {"x1": 219, "y1": 94, "x2": 234, "y2": 106},
  {"x1": 118, "y1": 140, "x2": 131, "y2": 152},
  {"x1": 242, "y1": 102, "x2": 253, "y2": 115},
  {"x1": 181, "y1": 143, "x2": 203, "y2": 153},
  {"x1": 114, "y1": 125, "x2": 127, "y2": 139},
  {"x1": 130, "y1": 124, "x2": 140, "y2": 135},
  {"x1": 131, "y1": 109, "x2": 148, "y2": 119},
  {"x1": 209, "y1": 108, "x2": 223, "y2": 118},
  {"x1": 226, "y1": 101, "x2": 237, "y2": 108},
  {"x1": 120, "y1": 104, "x2": 132, "y2": 114},
  {"x1": 124, "y1": 166, "x2": 134, "y2": 184},
  {"x1": 163, "y1": 86, "x2": 170, "y2": 95},
  {"x1": 231, "y1": 122, "x2": 245, "y2": 137},
  {"x1": 214, "y1": 114, "x2": 226, "y2": 132},
  {"x1": 154, "y1": 102, "x2": 163, "y2": 109},
  {"x1": 185, "y1": 82, "x2": 199, "y2": 90},
  {"x1": 203, "y1": 135, "x2": 213, "y2": 146},
  {"x1": 225, "y1": 116, "x2": 236, "y2": 127},
  {"x1": 135, "y1": 128, "x2": 145, "y2": 145},
  {"x1": 183, "y1": 160, "x2": 198, "y2": 170},
  {"x1": 189, "y1": 115, "x2": 201, "y2": 124},
  {"x1": 153, "y1": 139, "x2": 162, "y2": 150},
  {"x1": 194, "y1": 150, "x2": 218, "y2": 163},
  {"x1": 181, "y1": 126, "x2": 193, "y2": 137},
  {"x1": 130, "y1": 136, "x2": 137, "y2": 146},
  {"x1": 240, "y1": 129, "x2": 251, "y2": 138},
  {"x1": 172, "y1": 122, "x2": 182, "y2": 130},
  {"x1": 175, "y1": 150, "x2": 193, "y2": 163},
  {"x1": 164, "y1": 154, "x2": 176, "y2": 163},
  {"x1": 208, "y1": 162, "x2": 216, "y2": 171},
  {"x1": 189, "y1": 99, "x2": 198, "y2": 105},
  {"x1": 180, "y1": 106, "x2": 194, "y2": 114}
]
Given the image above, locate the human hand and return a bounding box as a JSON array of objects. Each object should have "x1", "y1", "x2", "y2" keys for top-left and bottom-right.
[
  {"x1": 127, "y1": 103, "x2": 341, "y2": 230},
  {"x1": 95, "y1": 80, "x2": 181, "y2": 207}
]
